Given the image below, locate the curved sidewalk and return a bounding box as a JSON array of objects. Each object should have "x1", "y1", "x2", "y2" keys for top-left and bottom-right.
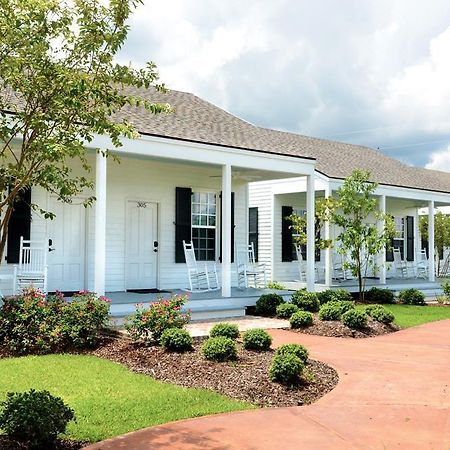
[{"x1": 85, "y1": 320, "x2": 450, "y2": 450}]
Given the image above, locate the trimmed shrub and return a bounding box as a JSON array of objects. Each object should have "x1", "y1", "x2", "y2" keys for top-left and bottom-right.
[
  {"x1": 209, "y1": 323, "x2": 240, "y2": 340},
  {"x1": 266, "y1": 281, "x2": 286, "y2": 290},
  {"x1": 398, "y1": 288, "x2": 426, "y2": 306},
  {"x1": 342, "y1": 309, "x2": 368, "y2": 329},
  {"x1": 255, "y1": 293, "x2": 285, "y2": 316},
  {"x1": 276, "y1": 303, "x2": 299, "y2": 318},
  {"x1": 364, "y1": 287, "x2": 395, "y2": 304},
  {"x1": 366, "y1": 305, "x2": 395, "y2": 324},
  {"x1": 317, "y1": 288, "x2": 352, "y2": 305},
  {"x1": 291, "y1": 290, "x2": 320, "y2": 312},
  {"x1": 290, "y1": 311, "x2": 313, "y2": 328},
  {"x1": 0, "y1": 389, "x2": 75, "y2": 448},
  {"x1": 125, "y1": 295, "x2": 190, "y2": 345},
  {"x1": 318, "y1": 300, "x2": 354, "y2": 321},
  {"x1": 269, "y1": 353, "x2": 304, "y2": 384},
  {"x1": 242, "y1": 328, "x2": 272, "y2": 351},
  {"x1": 0, "y1": 288, "x2": 110, "y2": 355},
  {"x1": 201, "y1": 336, "x2": 237, "y2": 361},
  {"x1": 160, "y1": 328, "x2": 193, "y2": 352},
  {"x1": 275, "y1": 343, "x2": 309, "y2": 363}
]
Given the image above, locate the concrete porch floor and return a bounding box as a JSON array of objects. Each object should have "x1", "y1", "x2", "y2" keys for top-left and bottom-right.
[{"x1": 107, "y1": 287, "x2": 293, "y2": 321}]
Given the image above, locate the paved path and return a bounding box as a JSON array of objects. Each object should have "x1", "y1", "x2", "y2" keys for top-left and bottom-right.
[{"x1": 84, "y1": 320, "x2": 450, "y2": 450}]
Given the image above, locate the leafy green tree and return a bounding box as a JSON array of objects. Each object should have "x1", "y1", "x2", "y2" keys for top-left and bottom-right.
[
  {"x1": 0, "y1": 0, "x2": 170, "y2": 262},
  {"x1": 419, "y1": 211, "x2": 450, "y2": 274},
  {"x1": 287, "y1": 197, "x2": 336, "y2": 250},
  {"x1": 330, "y1": 170, "x2": 395, "y2": 301}
]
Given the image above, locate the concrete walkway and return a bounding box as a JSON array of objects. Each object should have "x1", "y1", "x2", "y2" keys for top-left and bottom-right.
[{"x1": 84, "y1": 320, "x2": 450, "y2": 450}]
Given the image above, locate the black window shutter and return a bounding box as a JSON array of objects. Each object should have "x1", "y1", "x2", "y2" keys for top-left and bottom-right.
[
  {"x1": 249, "y1": 207, "x2": 258, "y2": 261},
  {"x1": 175, "y1": 187, "x2": 192, "y2": 263},
  {"x1": 281, "y1": 206, "x2": 293, "y2": 262},
  {"x1": 220, "y1": 192, "x2": 235, "y2": 263},
  {"x1": 386, "y1": 238, "x2": 394, "y2": 262},
  {"x1": 406, "y1": 216, "x2": 414, "y2": 261},
  {"x1": 6, "y1": 188, "x2": 32, "y2": 264}
]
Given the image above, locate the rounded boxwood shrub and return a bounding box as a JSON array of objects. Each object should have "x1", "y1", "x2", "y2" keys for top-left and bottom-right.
[
  {"x1": 201, "y1": 336, "x2": 237, "y2": 361},
  {"x1": 366, "y1": 305, "x2": 395, "y2": 324},
  {"x1": 275, "y1": 343, "x2": 309, "y2": 363},
  {"x1": 255, "y1": 293, "x2": 285, "y2": 316},
  {"x1": 398, "y1": 288, "x2": 426, "y2": 305},
  {"x1": 269, "y1": 353, "x2": 304, "y2": 385},
  {"x1": 317, "y1": 288, "x2": 352, "y2": 305},
  {"x1": 160, "y1": 327, "x2": 193, "y2": 352},
  {"x1": 364, "y1": 287, "x2": 395, "y2": 304},
  {"x1": 289, "y1": 310, "x2": 313, "y2": 328},
  {"x1": 209, "y1": 322, "x2": 240, "y2": 340},
  {"x1": 242, "y1": 328, "x2": 272, "y2": 351},
  {"x1": 0, "y1": 389, "x2": 75, "y2": 448},
  {"x1": 291, "y1": 290, "x2": 320, "y2": 312},
  {"x1": 276, "y1": 303, "x2": 299, "y2": 318},
  {"x1": 342, "y1": 309, "x2": 368, "y2": 329}
]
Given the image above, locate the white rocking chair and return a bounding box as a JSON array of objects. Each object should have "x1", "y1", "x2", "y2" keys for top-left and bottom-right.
[
  {"x1": 393, "y1": 248, "x2": 408, "y2": 278},
  {"x1": 183, "y1": 240, "x2": 219, "y2": 292},
  {"x1": 13, "y1": 236, "x2": 48, "y2": 295},
  {"x1": 294, "y1": 244, "x2": 324, "y2": 282},
  {"x1": 416, "y1": 249, "x2": 429, "y2": 279},
  {"x1": 236, "y1": 242, "x2": 267, "y2": 289}
]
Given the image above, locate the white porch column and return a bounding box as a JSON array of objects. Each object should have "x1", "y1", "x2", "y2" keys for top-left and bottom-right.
[
  {"x1": 306, "y1": 174, "x2": 315, "y2": 291},
  {"x1": 428, "y1": 200, "x2": 435, "y2": 282},
  {"x1": 94, "y1": 151, "x2": 107, "y2": 296},
  {"x1": 324, "y1": 185, "x2": 332, "y2": 287},
  {"x1": 221, "y1": 164, "x2": 232, "y2": 297},
  {"x1": 414, "y1": 208, "x2": 420, "y2": 259},
  {"x1": 378, "y1": 195, "x2": 387, "y2": 285}
]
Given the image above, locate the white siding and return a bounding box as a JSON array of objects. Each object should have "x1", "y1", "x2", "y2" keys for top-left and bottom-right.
[{"x1": 6, "y1": 155, "x2": 248, "y2": 294}]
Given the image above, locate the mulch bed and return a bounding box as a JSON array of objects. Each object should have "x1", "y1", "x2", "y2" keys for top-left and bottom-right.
[
  {"x1": 0, "y1": 436, "x2": 87, "y2": 450},
  {"x1": 290, "y1": 315, "x2": 399, "y2": 338},
  {"x1": 90, "y1": 337, "x2": 338, "y2": 408}
]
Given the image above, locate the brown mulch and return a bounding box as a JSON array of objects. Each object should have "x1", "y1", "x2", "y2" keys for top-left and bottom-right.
[
  {"x1": 0, "y1": 436, "x2": 87, "y2": 450},
  {"x1": 291, "y1": 315, "x2": 400, "y2": 338},
  {"x1": 90, "y1": 337, "x2": 338, "y2": 408}
]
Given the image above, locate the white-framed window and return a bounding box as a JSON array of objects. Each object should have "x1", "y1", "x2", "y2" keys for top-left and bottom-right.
[
  {"x1": 393, "y1": 216, "x2": 405, "y2": 258},
  {"x1": 291, "y1": 208, "x2": 306, "y2": 261},
  {"x1": 192, "y1": 191, "x2": 217, "y2": 261}
]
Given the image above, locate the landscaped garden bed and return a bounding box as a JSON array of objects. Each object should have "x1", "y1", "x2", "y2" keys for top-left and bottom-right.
[{"x1": 90, "y1": 336, "x2": 338, "y2": 408}]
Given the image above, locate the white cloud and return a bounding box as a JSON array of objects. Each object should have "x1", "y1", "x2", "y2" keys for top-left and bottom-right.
[{"x1": 425, "y1": 145, "x2": 450, "y2": 171}]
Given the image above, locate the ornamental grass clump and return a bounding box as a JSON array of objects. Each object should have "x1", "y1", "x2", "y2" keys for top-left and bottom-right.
[
  {"x1": 289, "y1": 311, "x2": 313, "y2": 328},
  {"x1": 291, "y1": 290, "x2": 320, "y2": 312},
  {"x1": 125, "y1": 295, "x2": 190, "y2": 345},
  {"x1": 269, "y1": 353, "x2": 304, "y2": 385},
  {"x1": 276, "y1": 302, "x2": 299, "y2": 318},
  {"x1": 342, "y1": 309, "x2": 368, "y2": 329},
  {"x1": 275, "y1": 343, "x2": 309, "y2": 364},
  {"x1": 0, "y1": 288, "x2": 110, "y2": 355},
  {"x1": 0, "y1": 389, "x2": 75, "y2": 448},
  {"x1": 242, "y1": 328, "x2": 272, "y2": 351},
  {"x1": 209, "y1": 322, "x2": 240, "y2": 340},
  {"x1": 398, "y1": 288, "x2": 426, "y2": 305},
  {"x1": 201, "y1": 336, "x2": 237, "y2": 362},
  {"x1": 255, "y1": 293, "x2": 285, "y2": 316},
  {"x1": 160, "y1": 328, "x2": 193, "y2": 352}
]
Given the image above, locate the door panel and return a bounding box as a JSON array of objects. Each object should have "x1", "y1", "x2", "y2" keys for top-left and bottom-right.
[
  {"x1": 47, "y1": 198, "x2": 86, "y2": 292},
  {"x1": 126, "y1": 201, "x2": 158, "y2": 289}
]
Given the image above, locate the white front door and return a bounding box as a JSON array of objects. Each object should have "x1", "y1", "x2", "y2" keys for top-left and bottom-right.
[
  {"x1": 126, "y1": 200, "x2": 158, "y2": 289},
  {"x1": 47, "y1": 198, "x2": 86, "y2": 292}
]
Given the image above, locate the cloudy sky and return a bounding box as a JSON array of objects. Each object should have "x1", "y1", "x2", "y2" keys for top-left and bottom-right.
[{"x1": 118, "y1": 0, "x2": 450, "y2": 170}]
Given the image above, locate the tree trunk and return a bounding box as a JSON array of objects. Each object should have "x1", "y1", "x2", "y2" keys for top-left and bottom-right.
[{"x1": 0, "y1": 205, "x2": 13, "y2": 264}]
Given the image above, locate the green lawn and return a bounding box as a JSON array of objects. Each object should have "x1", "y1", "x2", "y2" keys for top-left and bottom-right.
[
  {"x1": 357, "y1": 304, "x2": 450, "y2": 328},
  {"x1": 0, "y1": 354, "x2": 252, "y2": 443}
]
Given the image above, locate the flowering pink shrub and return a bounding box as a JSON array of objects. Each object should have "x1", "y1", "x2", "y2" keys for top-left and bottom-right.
[
  {"x1": 0, "y1": 288, "x2": 110, "y2": 354},
  {"x1": 125, "y1": 295, "x2": 190, "y2": 345}
]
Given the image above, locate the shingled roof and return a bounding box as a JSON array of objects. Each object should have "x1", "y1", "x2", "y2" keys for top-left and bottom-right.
[{"x1": 115, "y1": 86, "x2": 450, "y2": 195}]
